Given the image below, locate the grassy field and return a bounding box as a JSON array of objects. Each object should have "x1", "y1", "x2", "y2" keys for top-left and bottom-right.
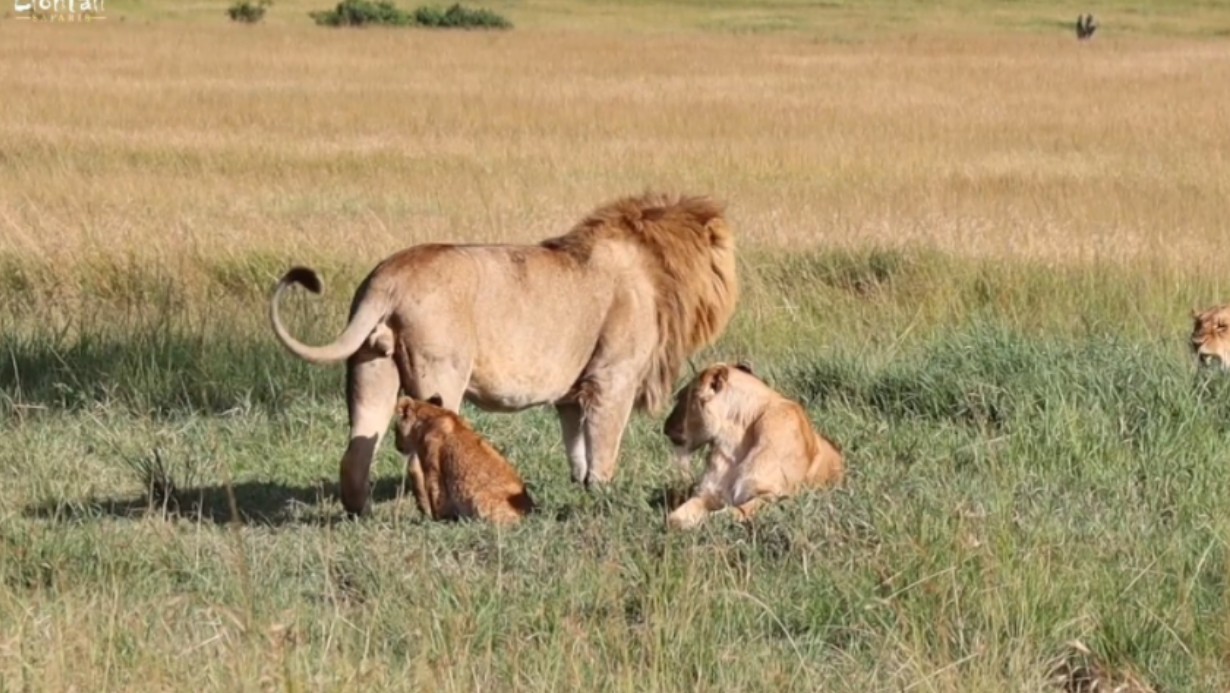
[
  {"x1": 27, "y1": 0, "x2": 1230, "y2": 36},
  {"x1": 4, "y1": 2, "x2": 1230, "y2": 690}
]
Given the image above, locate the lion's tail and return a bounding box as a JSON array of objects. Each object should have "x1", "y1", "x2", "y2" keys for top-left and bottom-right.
[{"x1": 269, "y1": 266, "x2": 389, "y2": 365}]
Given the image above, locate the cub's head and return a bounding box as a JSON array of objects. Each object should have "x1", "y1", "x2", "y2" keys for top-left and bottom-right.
[
  {"x1": 1191, "y1": 305, "x2": 1230, "y2": 369},
  {"x1": 393, "y1": 394, "x2": 447, "y2": 455},
  {"x1": 663, "y1": 362, "x2": 756, "y2": 456}
]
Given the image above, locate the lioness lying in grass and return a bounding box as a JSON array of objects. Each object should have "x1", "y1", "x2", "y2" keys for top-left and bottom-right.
[{"x1": 662, "y1": 363, "x2": 844, "y2": 530}]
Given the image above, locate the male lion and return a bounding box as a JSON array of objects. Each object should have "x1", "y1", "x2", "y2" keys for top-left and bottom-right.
[
  {"x1": 662, "y1": 363, "x2": 844, "y2": 530},
  {"x1": 1191, "y1": 305, "x2": 1230, "y2": 369},
  {"x1": 270, "y1": 192, "x2": 738, "y2": 515},
  {"x1": 393, "y1": 395, "x2": 534, "y2": 525}
]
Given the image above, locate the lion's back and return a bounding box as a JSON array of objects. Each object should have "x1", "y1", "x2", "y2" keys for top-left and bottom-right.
[
  {"x1": 764, "y1": 399, "x2": 844, "y2": 491},
  {"x1": 381, "y1": 193, "x2": 738, "y2": 417},
  {"x1": 808, "y1": 430, "x2": 845, "y2": 488}
]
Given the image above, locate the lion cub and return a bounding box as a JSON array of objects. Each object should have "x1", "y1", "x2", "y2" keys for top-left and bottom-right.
[
  {"x1": 393, "y1": 396, "x2": 534, "y2": 525},
  {"x1": 662, "y1": 363, "x2": 844, "y2": 530}
]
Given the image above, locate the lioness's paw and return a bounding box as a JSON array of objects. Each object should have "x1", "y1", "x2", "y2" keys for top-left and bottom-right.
[{"x1": 667, "y1": 510, "x2": 703, "y2": 531}]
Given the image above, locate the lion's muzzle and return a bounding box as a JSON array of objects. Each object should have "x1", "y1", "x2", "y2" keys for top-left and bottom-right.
[
  {"x1": 1193, "y1": 337, "x2": 1227, "y2": 369},
  {"x1": 1198, "y1": 351, "x2": 1225, "y2": 369},
  {"x1": 663, "y1": 408, "x2": 687, "y2": 448}
]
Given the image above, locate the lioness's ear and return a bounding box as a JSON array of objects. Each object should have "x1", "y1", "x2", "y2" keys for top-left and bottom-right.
[
  {"x1": 734, "y1": 360, "x2": 755, "y2": 376},
  {"x1": 710, "y1": 365, "x2": 730, "y2": 393},
  {"x1": 427, "y1": 394, "x2": 443, "y2": 407}
]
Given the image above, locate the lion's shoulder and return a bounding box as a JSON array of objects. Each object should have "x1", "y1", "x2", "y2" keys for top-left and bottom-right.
[{"x1": 542, "y1": 192, "x2": 740, "y2": 413}]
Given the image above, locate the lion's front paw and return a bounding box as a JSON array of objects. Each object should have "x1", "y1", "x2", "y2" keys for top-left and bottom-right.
[
  {"x1": 667, "y1": 514, "x2": 693, "y2": 531},
  {"x1": 667, "y1": 503, "x2": 707, "y2": 531},
  {"x1": 584, "y1": 471, "x2": 614, "y2": 489}
]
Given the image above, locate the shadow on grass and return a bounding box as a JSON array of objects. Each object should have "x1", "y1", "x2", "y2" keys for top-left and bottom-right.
[
  {"x1": 23, "y1": 476, "x2": 410, "y2": 526},
  {"x1": 1, "y1": 328, "x2": 336, "y2": 417},
  {"x1": 24, "y1": 472, "x2": 673, "y2": 527}
]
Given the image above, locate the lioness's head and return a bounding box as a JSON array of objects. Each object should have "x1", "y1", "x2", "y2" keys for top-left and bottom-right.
[
  {"x1": 1191, "y1": 305, "x2": 1230, "y2": 369},
  {"x1": 393, "y1": 394, "x2": 447, "y2": 455},
  {"x1": 663, "y1": 362, "x2": 756, "y2": 457}
]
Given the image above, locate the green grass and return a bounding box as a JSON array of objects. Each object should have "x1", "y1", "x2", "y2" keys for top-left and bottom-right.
[{"x1": 4, "y1": 248, "x2": 1230, "y2": 689}]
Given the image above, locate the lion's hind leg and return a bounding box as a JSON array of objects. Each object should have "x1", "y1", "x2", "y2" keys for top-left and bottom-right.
[
  {"x1": 729, "y1": 478, "x2": 783, "y2": 524},
  {"x1": 340, "y1": 352, "x2": 400, "y2": 516}
]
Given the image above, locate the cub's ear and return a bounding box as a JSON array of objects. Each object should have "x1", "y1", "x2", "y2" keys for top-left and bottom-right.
[
  {"x1": 734, "y1": 360, "x2": 755, "y2": 376},
  {"x1": 710, "y1": 365, "x2": 730, "y2": 393},
  {"x1": 427, "y1": 394, "x2": 444, "y2": 407},
  {"x1": 396, "y1": 396, "x2": 415, "y2": 418}
]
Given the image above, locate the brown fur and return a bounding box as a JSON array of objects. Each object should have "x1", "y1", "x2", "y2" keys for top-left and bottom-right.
[
  {"x1": 393, "y1": 396, "x2": 533, "y2": 525},
  {"x1": 662, "y1": 363, "x2": 844, "y2": 531},
  {"x1": 1191, "y1": 305, "x2": 1230, "y2": 369},
  {"x1": 269, "y1": 192, "x2": 738, "y2": 514}
]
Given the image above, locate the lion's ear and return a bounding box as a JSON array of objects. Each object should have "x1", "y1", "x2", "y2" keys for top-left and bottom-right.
[
  {"x1": 710, "y1": 365, "x2": 730, "y2": 393},
  {"x1": 734, "y1": 360, "x2": 755, "y2": 376},
  {"x1": 427, "y1": 394, "x2": 444, "y2": 407},
  {"x1": 1192, "y1": 308, "x2": 1202, "y2": 320}
]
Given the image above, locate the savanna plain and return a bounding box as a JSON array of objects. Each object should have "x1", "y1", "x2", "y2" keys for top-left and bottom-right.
[{"x1": 3, "y1": 0, "x2": 1230, "y2": 689}]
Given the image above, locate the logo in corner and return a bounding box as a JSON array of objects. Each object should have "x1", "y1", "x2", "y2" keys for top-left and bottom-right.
[{"x1": 14, "y1": 0, "x2": 106, "y2": 21}]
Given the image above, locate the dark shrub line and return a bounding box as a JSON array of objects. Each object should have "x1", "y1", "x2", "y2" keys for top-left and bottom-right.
[
  {"x1": 310, "y1": 0, "x2": 511, "y2": 29},
  {"x1": 227, "y1": 0, "x2": 271, "y2": 23}
]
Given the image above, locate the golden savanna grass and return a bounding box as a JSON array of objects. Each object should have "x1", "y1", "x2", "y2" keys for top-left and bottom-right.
[{"x1": 3, "y1": 19, "x2": 1229, "y2": 297}]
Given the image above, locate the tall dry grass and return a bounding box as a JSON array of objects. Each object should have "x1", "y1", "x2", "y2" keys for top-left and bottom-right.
[{"x1": 3, "y1": 22, "x2": 1229, "y2": 301}]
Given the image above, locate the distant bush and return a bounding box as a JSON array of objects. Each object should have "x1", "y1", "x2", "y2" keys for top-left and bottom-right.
[
  {"x1": 311, "y1": 0, "x2": 510, "y2": 29},
  {"x1": 227, "y1": 0, "x2": 271, "y2": 23},
  {"x1": 413, "y1": 3, "x2": 510, "y2": 29},
  {"x1": 311, "y1": 0, "x2": 410, "y2": 26}
]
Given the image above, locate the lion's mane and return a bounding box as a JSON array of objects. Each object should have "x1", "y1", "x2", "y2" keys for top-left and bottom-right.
[{"x1": 541, "y1": 192, "x2": 739, "y2": 413}]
